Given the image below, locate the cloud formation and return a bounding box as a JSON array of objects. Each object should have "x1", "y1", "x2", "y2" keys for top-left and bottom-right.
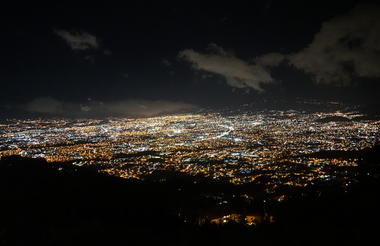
[
  {"x1": 178, "y1": 44, "x2": 274, "y2": 92},
  {"x1": 288, "y1": 4, "x2": 380, "y2": 84},
  {"x1": 161, "y1": 59, "x2": 172, "y2": 67},
  {"x1": 180, "y1": 4, "x2": 380, "y2": 90},
  {"x1": 24, "y1": 97, "x2": 197, "y2": 118},
  {"x1": 54, "y1": 30, "x2": 99, "y2": 50},
  {"x1": 254, "y1": 53, "x2": 285, "y2": 67}
]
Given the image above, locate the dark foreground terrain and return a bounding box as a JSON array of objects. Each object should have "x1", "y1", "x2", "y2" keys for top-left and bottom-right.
[{"x1": 1, "y1": 145, "x2": 380, "y2": 246}]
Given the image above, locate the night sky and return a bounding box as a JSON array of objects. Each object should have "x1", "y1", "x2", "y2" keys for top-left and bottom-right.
[{"x1": 2, "y1": 1, "x2": 380, "y2": 117}]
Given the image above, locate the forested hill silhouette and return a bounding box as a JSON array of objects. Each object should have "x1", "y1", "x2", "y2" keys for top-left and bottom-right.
[
  {"x1": 300, "y1": 144, "x2": 380, "y2": 160},
  {"x1": 315, "y1": 116, "x2": 351, "y2": 123},
  {"x1": 0, "y1": 144, "x2": 380, "y2": 245}
]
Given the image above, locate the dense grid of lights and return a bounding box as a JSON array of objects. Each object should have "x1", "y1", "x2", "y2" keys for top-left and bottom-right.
[{"x1": 1, "y1": 109, "x2": 379, "y2": 190}]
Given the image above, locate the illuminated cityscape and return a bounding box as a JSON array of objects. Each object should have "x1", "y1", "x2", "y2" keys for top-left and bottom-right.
[
  {"x1": 1, "y1": 107, "x2": 378, "y2": 191},
  {"x1": 2, "y1": 3, "x2": 380, "y2": 244}
]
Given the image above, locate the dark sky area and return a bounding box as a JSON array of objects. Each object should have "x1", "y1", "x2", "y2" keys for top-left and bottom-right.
[{"x1": 1, "y1": 1, "x2": 380, "y2": 117}]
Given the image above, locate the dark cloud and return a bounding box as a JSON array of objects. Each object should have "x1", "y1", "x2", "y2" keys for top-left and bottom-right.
[
  {"x1": 54, "y1": 29, "x2": 99, "y2": 51},
  {"x1": 23, "y1": 97, "x2": 197, "y2": 118},
  {"x1": 252, "y1": 4, "x2": 380, "y2": 85},
  {"x1": 178, "y1": 44, "x2": 275, "y2": 92},
  {"x1": 26, "y1": 97, "x2": 64, "y2": 114},
  {"x1": 84, "y1": 55, "x2": 96, "y2": 63},
  {"x1": 162, "y1": 59, "x2": 172, "y2": 67},
  {"x1": 254, "y1": 53, "x2": 285, "y2": 67},
  {"x1": 289, "y1": 4, "x2": 380, "y2": 84},
  {"x1": 180, "y1": 3, "x2": 380, "y2": 92}
]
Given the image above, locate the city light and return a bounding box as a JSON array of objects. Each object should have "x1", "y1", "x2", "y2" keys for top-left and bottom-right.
[{"x1": 1, "y1": 109, "x2": 378, "y2": 192}]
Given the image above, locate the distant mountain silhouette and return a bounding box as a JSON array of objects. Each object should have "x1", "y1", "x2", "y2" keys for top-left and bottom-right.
[{"x1": 300, "y1": 144, "x2": 380, "y2": 162}]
